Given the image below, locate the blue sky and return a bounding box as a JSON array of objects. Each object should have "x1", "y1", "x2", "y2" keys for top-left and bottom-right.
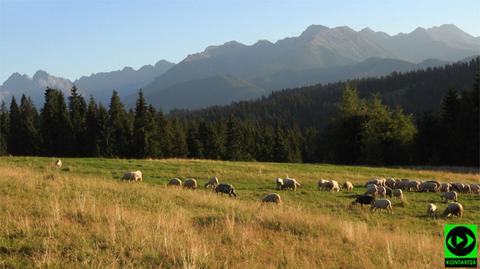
[{"x1": 1, "y1": 0, "x2": 479, "y2": 83}]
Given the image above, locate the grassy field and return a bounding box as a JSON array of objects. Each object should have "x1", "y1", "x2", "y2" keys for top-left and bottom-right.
[{"x1": 0, "y1": 157, "x2": 479, "y2": 268}]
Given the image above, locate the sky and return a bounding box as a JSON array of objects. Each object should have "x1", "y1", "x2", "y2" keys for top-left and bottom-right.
[{"x1": 0, "y1": 0, "x2": 479, "y2": 83}]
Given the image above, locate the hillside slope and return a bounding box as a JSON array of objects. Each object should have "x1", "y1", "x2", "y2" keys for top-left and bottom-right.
[{"x1": 0, "y1": 157, "x2": 478, "y2": 268}]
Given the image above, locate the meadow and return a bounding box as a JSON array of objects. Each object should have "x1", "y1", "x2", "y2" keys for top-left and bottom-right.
[{"x1": 0, "y1": 156, "x2": 479, "y2": 268}]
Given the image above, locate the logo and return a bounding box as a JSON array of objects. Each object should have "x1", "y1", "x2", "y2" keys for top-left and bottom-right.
[{"x1": 445, "y1": 224, "x2": 478, "y2": 268}]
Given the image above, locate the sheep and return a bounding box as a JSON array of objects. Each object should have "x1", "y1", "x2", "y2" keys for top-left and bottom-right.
[
  {"x1": 183, "y1": 178, "x2": 198, "y2": 189},
  {"x1": 384, "y1": 187, "x2": 392, "y2": 198},
  {"x1": 317, "y1": 179, "x2": 330, "y2": 190},
  {"x1": 365, "y1": 178, "x2": 382, "y2": 187},
  {"x1": 279, "y1": 178, "x2": 301, "y2": 191},
  {"x1": 452, "y1": 183, "x2": 470, "y2": 194},
  {"x1": 419, "y1": 182, "x2": 438, "y2": 192},
  {"x1": 395, "y1": 180, "x2": 410, "y2": 190},
  {"x1": 327, "y1": 180, "x2": 340, "y2": 192},
  {"x1": 377, "y1": 186, "x2": 387, "y2": 198},
  {"x1": 351, "y1": 195, "x2": 375, "y2": 208},
  {"x1": 442, "y1": 202, "x2": 463, "y2": 218},
  {"x1": 385, "y1": 178, "x2": 396, "y2": 188},
  {"x1": 54, "y1": 159, "x2": 62, "y2": 169},
  {"x1": 262, "y1": 193, "x2": 282, "y2": 203},
  {"x1": 470, "y1": 184, "x2": 480, "y2": 194},
  {"x1": 371, "y1": 199, "x2": 393, "y2": 213},
  {"x1": 440, "y1": 183, "x2": 451, "y2": 193},
  {"x1": 392, "y1": 189, "x2": 404, "y2": 200},
  {"x1": 276, "y1": 178, "x2": 284, "y2": 190},
  {"x1": 122, "y1": 170, "x2": 143, "y2": 182},
  {"x1": 407, "y1": 180, "x2": 420, "y2": 191},
  {"x1": 425, "y1": 180, "x2": 441, "y2": 190},
  {"x1": 343, "y1": 181, "x2": 353, "y2": 192},
  {"x1": 205, "y1": 176, "x2": 219, "y2": 189},
  {"x1": 427, "y1": 203, "x2": 437, "y2": 218},
  {"x1": 365, "y1": 184, "x2": 378, "y2": 196},
  {"x1": 441, "y1": 191, "x2": 458, "y2": 202},
  {"x1": 168, "y1": 178, "x2": 182, "y2": 187},
  {"x1": 215, "y1": 183, "x2": 237, "y2": 197}
]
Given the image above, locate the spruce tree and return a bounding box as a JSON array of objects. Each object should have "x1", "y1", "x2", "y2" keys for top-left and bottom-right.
[
  {"x1": 0, "y1": 101, "x2": 9, "y2": 155},
  {"x1": 224, "y1": 116, "x2": 243, "y2": 161},
  {"x1": 18, "y1": 95, "x2": 41, "y2": 155},
  {"x1": 186, "y1": 125, "x2": 204, "y2": 158},
  {"x1": 108, "y1": 91, "x2": 131, "y2": 157},
  {"x1": 132, "y1": 91, "x2": 157, "y2": 158},
  {"x1": 68, "y1": 86, "x2": 87, "y2": 156},
  {"x1": 7, "y1": 97, "x2": 21, "y2": 155}
]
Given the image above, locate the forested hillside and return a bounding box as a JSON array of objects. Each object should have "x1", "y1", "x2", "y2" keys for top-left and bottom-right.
[{"x1": 0, "y1": 58, "x2": 478, "y2": 166}]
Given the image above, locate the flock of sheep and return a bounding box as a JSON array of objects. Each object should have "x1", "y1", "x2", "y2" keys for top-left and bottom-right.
[{"x1": 52, "y1": 159, "x2": 476, "y2": 219}]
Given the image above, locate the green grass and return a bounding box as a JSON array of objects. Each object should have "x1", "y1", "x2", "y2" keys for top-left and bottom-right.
[{"x1": 0, "y1": 156, "x2": 479, "y2": 268}]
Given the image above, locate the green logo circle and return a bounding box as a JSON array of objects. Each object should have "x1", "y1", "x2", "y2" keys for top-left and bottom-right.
[{"x1": 446, "y1": 226, "x2": 477, "y2": 256}]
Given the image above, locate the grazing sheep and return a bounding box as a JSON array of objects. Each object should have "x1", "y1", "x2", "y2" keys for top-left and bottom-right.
[
  {"x1": 384, "y1": 187, "x2": 392, "y2": 198},
  {"x1": 407, "y1": 180, "x2": 420, "y2": 191},
  {"x1": 279, "y1": 178, "x2": 301, "y2": 191},
  {"x1": 351, "y1": 195, "x2": 375, "y2": 208},
  {"x1": 54, "y1": 159, "x2": 62, "y2": 169},
  {"x1": 385, "y1": 178, "x2": 396, "y2": 188},
  {"x1": 184, "y1": 178, "x2": 198, "y2": 189},
  {"x1": 395, "y1": 180, "x2": 410, "y2": 190},
  {"x1": 365, "y1": 178, "x2": 382, "y2": 187},
  {"x1": 377, "y1": 186, "x2": 387, "y2": 198},
  {"x1": 365, "y1": 184, "x2": 378, "y2": 196},
  {"x1": 327, "y1": 180, "x2": 340, "y2": 192},
  {"x1": 205, "y1": 176, "x2": 219, "y2": 189},
  {"x1": 427, "y1": 203, "x2": 437, "y2": 218},
  {"x1": 442, "y1": 202, "x2": 463, "y2": 218},
  {"x1": 441, "y1": 191, "x2": 458, "y2": 202},
  {"x1": 419, "y1": 182, "x2": 438, "y2": 192},
  {"x1": 168, "y1": 178, "x2": 182, "y2": 187},
  {"x1": 317, "y1": 179, "x2": 330, "y2": 190},
  {"x1": 392, "y1": 189, "x2": 404, "y2": 200},
  {"x1": 122, "y1": 170, "x2": 143, "y2": 182},
  {"x1": 371, "y1": 199, "x2": 393, "y2": 213},
  {"x1": 451, "y1": 183, "x2": 471, "y2": 194},
  {"x1": 262, "y1": 193, "x2": 282, "y2": 203},
  {"x1": 276, "y1": 178, "x2": 284, "y2": 190},
  {"x1": 343, "y1": 181, "x2": 353, "y2": 192},
  {"x1": 470, "y1": 184, "x2": 480, "y2": 194},
  {"x1": 425, "y1": 180, "x2": 441, "y2": 189},
  {"x1": 215, "y1": 183, "x2": 237, "y2": 197},
  {"x1": 440, "y1": 183, "x2": 451, "y2": 193}
]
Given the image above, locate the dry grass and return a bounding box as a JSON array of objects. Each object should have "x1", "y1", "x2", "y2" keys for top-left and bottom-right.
[{"x1": 0, "y1": 157, "x2": 478, "y2": 268}]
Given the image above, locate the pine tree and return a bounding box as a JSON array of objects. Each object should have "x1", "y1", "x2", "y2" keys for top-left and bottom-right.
[
  {"x1": 198, "y1": 121, "x2": 222, "y2": 159},
  {"x1": 85, "y1": 96, "x2": 100, "y2": 156},
  {"x1": 439, "y1": 88, "x2": 460, "y2": 164},
  {"x1": 96, "y1": 104, "x2": 111, "y2": 157},
  {"x1": 40, "y1": 88, "x2": 72, "y2": 156},
  {"x1": 224, "y1": 116, "x2": 243, "y2": 161},
  {"x1": 7, "y1": 97, "x2": 21, "y2": 155},
  {"x1": 132, "y1": 91, "x2": 157, "y2": 158},
  {"x1": 0, "y1": 101, "x2": 9, "y2": 155},
  {"x1": 169, "y1": 119, "x2": 188, "y2": 158},
  {"x1": 186, "y1": 125, "x2": 204, "y2": 158},
  {"x1": 68, "y1": 86, "x2": 87, "y2": 156},
  {"x1": 272, "y1": 125, "x2": 289, "y2": 162},
  {"x1": 18, "y1": 95, "x2": 41, "y2": 155},
  {"x1": 108, "y1": 91, "x2": 131, "y2": 157}
]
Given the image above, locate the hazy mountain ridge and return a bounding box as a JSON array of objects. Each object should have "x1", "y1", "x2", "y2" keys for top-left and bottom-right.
[
  {"x1": 140, "y1": 24, "x2": 479, "y2": 110},
  {"x1": 0, "y1": 60, "x2": 174, "y2": 106}
]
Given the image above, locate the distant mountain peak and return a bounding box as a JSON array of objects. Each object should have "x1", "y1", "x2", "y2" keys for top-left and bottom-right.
[
  {"x1": 300, "y1": 24, "x2": 330, "y2": 38},
  {"x1": 32, "y1": 70, "x2": 49, "y2": 80}
]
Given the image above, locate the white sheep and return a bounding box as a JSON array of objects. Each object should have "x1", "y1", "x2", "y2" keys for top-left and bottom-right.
[
  {"x1": 279, "y1": 178, "x2": 300, "y2": 191},
  {"x1": 470, "y1": 184, "x2": 480, "y2": 194},
  {"x1": 371, "y1": 199, "x2": 393, "y2": 213},
  {"x1": 328, "y1": 180, "x2": 340, "y2": 192},
  {"x1": 54, "y1": 159, "x2": 62, "y2": 169},
  {"x1": 392, "y1": 189, "x2": 404, "y2": 200},
  {"x1": 343, "y1": 181, "x2": 353, "y2": 192},
  {"x1": 168, "y1": 178, "x2": 182, "y2": 187},
  {"x1": 365, "y1": 184, "x2": 378, "y2": 196},
  {"x1": 427, "y1": 203, "x2": 437, "y2": 218},
  {"x1": 377, "y1": 186, "x2": 387, "y2": 197},
  {"x1": 122, "y1": 170, "x2": 142, "y2": 182},
  {"x1": 276, "y1": 178, "x2": 284, "y2": 190},
  {"x1": 262, "y1": 193, "x2": 282, "y2": 203},
  {"x1": 205, "y1": 176, "x2": 219, "y2": 189},
  {"x1": 317, "y1": 179, "x2": 330, "y2": 190},
  {"x1": 442, "y1": 202, "x2": 463, "y2": 218},
  {"x1": 184, "y1": 178, "x2": 198, "y2": 189},
  {"x1": 441, "y1": 191, "x2": 458, "y2": 202}
]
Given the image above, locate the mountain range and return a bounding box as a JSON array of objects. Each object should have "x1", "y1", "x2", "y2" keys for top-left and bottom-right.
[
  {"x1": 1, "y1": 24, "x2": 479, "y2": 110},
  {"x1": 0, "y1": 60, "x2": 174, "y2": 106}
]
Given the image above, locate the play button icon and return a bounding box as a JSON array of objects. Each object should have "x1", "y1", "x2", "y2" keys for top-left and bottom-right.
[{"x1": 446, "y1": 226, "x2": 477, "y2": 256}]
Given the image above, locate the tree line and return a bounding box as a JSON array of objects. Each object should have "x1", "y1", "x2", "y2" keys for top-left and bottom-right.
[{"x1": 0, "y1": 61, "x2": 478, "y2": 166}]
